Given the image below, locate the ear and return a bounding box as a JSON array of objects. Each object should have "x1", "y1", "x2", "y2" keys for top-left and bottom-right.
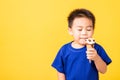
[{"x1": 68, "y1": 28, "x2": 73, "y2": 36}]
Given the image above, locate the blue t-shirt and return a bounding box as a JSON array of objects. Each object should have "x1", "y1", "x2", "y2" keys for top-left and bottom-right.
[{"x1": 52, "y1": 42, "x2": 112, "y2": 80}]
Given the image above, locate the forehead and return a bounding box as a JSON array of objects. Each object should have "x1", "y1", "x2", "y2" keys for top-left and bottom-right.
[{"x1": 72, "y1": 17, "x2": 93, "y2": 28}]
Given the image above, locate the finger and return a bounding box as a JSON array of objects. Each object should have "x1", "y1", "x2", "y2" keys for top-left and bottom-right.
[
  {"x1": 86, "y1": 51, "x2": 94, "y2": 54},
  {"x1": 87, "y1": 48, "x2": 94, "y2": 51},
  {"x1": 86, "y1": 51, "x2": 94, "y2": 58},
  {"x1": 87, "y1": 54, "x2": 93, "y2": 57},
  {"x1": 87, "y1": 56, "x2": 93, "y2": 60}
]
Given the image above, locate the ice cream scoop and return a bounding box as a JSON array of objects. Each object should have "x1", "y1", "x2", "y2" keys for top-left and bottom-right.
[{"x1": 85, "y1": 38, "x2": 95, "y2": 63}]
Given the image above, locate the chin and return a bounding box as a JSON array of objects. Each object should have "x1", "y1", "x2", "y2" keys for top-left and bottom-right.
[
  {"x1": 79, "y1": 41, "x2": 86, "y2": 45},
  {"x1": 78, "y1": 42, "x2": 86, "y2": 45},
  {"x1": 80, "y1": 43, "x2": 86, "y2": 45}
]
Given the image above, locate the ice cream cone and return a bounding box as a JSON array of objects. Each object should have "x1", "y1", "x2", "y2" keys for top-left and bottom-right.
[{"x1": 86, "y1": 38, "x2": 95, "y2": 63}]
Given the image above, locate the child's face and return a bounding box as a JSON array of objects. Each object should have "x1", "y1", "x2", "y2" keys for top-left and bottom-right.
[{"x1": 68, "y1": 17, "x2": 94, "y2": 45}]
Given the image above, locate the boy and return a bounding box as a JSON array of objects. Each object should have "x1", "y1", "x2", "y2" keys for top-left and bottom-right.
[{"x1": 52, "y1": 8, "x2": 112, "y2": 80}]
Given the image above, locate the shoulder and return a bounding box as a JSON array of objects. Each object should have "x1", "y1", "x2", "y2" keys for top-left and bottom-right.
[
  {"x1": 94, "y1": 43, "x2": 105, "y2": 50},
  {"x1": 94, "y1": 43, "x2": 107, "y2": 56},
  {"x1": 94, "y1": 43, "x2": 108, "y2": 57},
  {"x1": 94, "y1": 43, "x2": 112, "y2": 65},
  {"x1": 57, "y1": 42, "x2": 72, "y2": 55},
  {"x1": 60, "y1": 42, "x2": 72, "y2": 50}
]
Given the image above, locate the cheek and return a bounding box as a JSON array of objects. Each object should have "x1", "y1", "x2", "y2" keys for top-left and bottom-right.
[
  {"x1": 73, "y1": 33, "x2": 80, "y2": 39},
  {"x1": 88, "y1": 32, "x2": 94, "y2": 37},
  {"x1": 72, "y1": 31, "x2": 79, "y2": 35}
]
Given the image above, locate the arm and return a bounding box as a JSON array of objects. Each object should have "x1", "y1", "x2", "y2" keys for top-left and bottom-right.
[
  {"x1": 57, "y1": 72, "x2": 66, "y2": 80},
  {"x1": 86, "y1": 48, "x2": 107, "y2": 74},
  {"x1": 94, "y1": 55, "x2": 107, "y2": 74}
]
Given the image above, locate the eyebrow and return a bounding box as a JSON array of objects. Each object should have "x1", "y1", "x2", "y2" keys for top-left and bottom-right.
[
  {"x1": 87, "y1": 25, "x2": 93, "y2": 27},
  {"x1": 76, "y1": 25, "x2": 93, "y2": 28}
]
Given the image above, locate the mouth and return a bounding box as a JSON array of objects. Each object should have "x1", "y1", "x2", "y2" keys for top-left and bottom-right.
[
  {"x1": 80, "y1": 36, "x2": 88, "y2": 39},
  {"x1": 79, "y1": 38, "x2": 87, "y2": 44},
  {"x1": 80, "y1": 38, "x2": 88, "y2": 40}
]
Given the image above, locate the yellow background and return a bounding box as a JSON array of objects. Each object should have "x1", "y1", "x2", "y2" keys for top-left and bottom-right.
[{"x1": 0, "y1": 0, "x2": 119, "y2": 80}]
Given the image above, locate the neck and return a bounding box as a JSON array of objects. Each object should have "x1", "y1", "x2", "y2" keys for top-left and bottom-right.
[{"x1": 71, "y1": 41, "x2": 85, "y2": 49}]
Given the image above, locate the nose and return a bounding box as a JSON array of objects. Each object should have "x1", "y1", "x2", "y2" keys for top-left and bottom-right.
[{"x1": 81, "y1": 29, "x2": 87, "y2": 35}]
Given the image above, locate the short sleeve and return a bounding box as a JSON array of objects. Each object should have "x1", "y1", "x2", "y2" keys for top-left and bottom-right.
[
  {"x1": 51, "y1": 48, "x2": 65, "y2": 73},
  {"x1": 95, "y1": 44, "x2": 112, "y2": 65}
]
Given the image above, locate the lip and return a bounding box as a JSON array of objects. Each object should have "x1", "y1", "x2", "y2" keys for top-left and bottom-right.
[
  {"x1": 80, "y1": 36, "x2": 88, "y2": 39},
  {"x1": 80, "y1": 38, "x2": 88, "y2": 39}
]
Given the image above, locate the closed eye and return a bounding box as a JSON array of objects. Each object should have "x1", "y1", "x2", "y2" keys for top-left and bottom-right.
[
  {"x1": 78, "y1": 29, "x2": 82, "y2": 31},
  {"x1": 87, "y1": 26, "x2": 93, "y2": 31},
  {"x1": 87, "y1": 29, "x2": 92, "y2": 31}
]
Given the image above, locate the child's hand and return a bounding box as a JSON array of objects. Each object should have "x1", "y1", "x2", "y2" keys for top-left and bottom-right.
[{"x1": 86, "y1": 48, "x2": 99, "y2": 61}]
